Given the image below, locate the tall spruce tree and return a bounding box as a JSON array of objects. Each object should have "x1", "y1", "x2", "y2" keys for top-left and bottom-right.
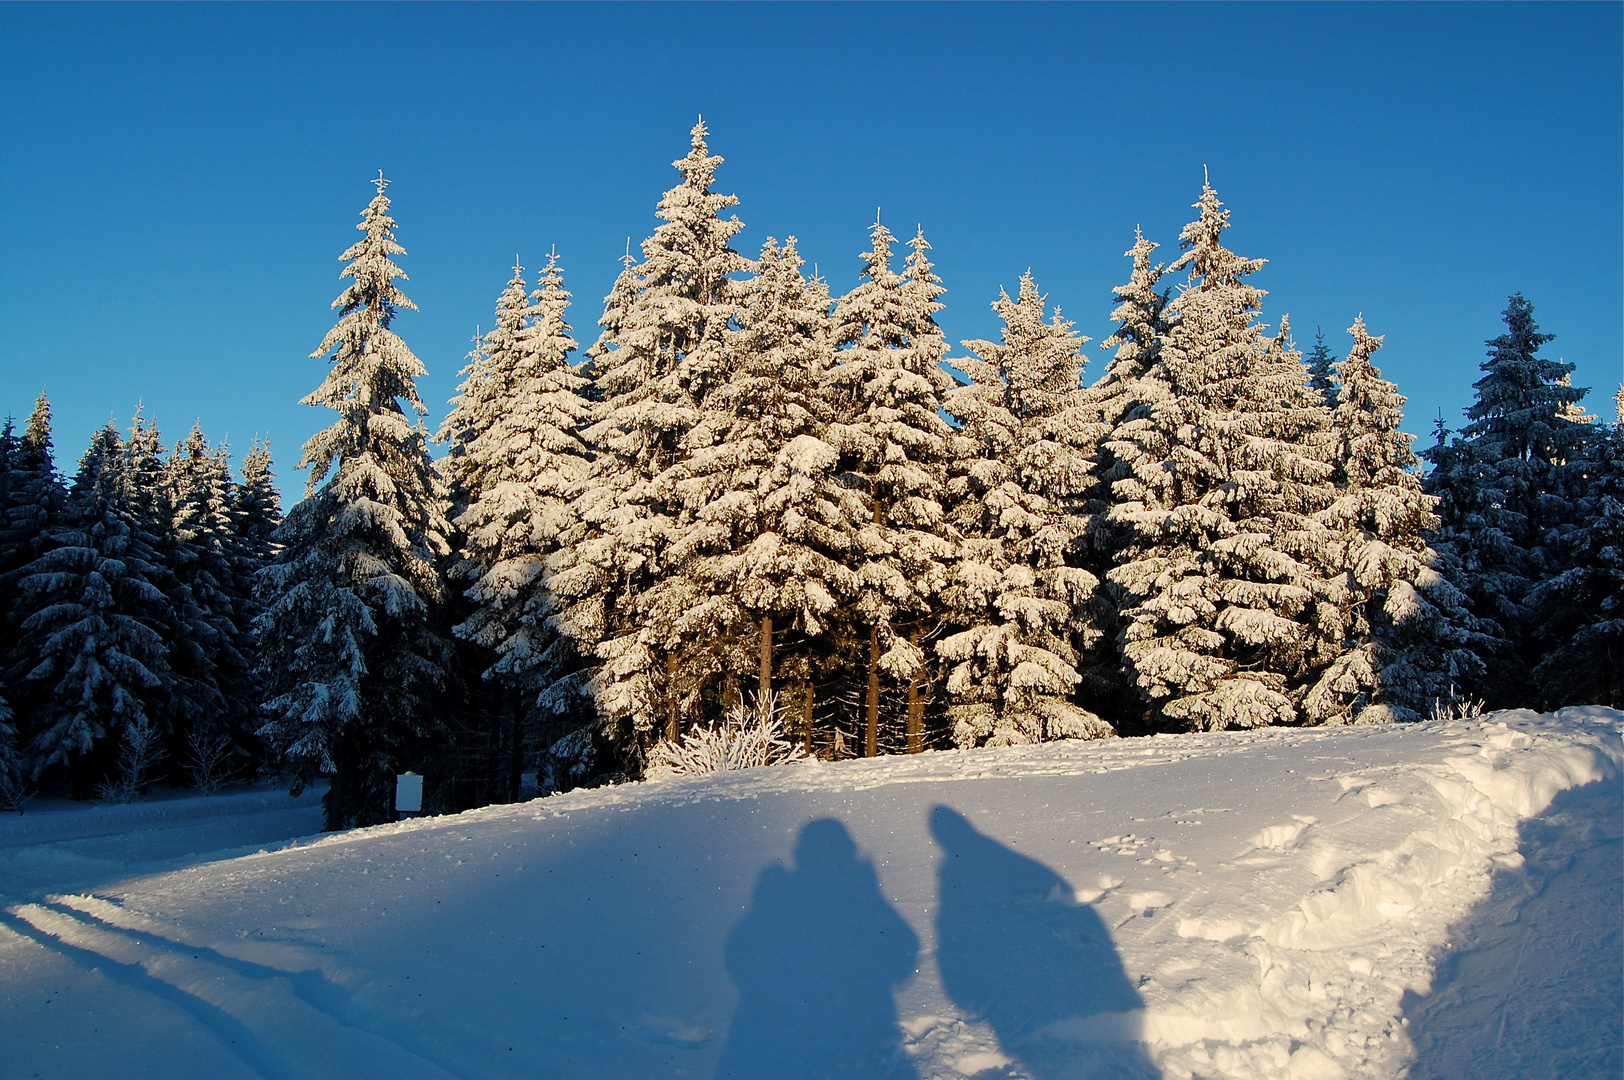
[
  {"x1": 1103, "y1": 182, "x2": 1339, "y2": 731},
  {"x1": 677, "y1": 237, "x2": 859, "y2": 749},
  {"x1": 1527, "y1": 387, "x2": 1623, "y2": 707},
  {"x1": 10, "y1": 424, "x2": 173, "y2": 791},
  {"x1": 258, "y1": 175, "x2": 453, "y2": 829},
  {"x1": 551, "y1": 120, "x2": 750, "y2": 770},
  {"x1": 1074, "y1": 231, "x2": 1173, "y2": 726},
  {"x1": 168, "y1": 424, "x2": 258, "y2": 758},
  {"x1": 941, "y1": 273, "x2": 1110, "y2": 746},
  {"x1": 825, "y1": 218, "x2": 956, "y2": 756},
  {"x1": 1304, "y1": 318, "x2": 1483, "y2": 722},
  {"x1": 446, "y1": 253, "x2": 595, "y2": 798},
  {"x1": 0, "y1": 393, "x2": 66, "y2": 691},
  {"x1": 1422, "y1": 293, "x2": 1594, "y2": 704},
  {"x1": 231, "y1": 439, "x2": 281, "y2": 609}
]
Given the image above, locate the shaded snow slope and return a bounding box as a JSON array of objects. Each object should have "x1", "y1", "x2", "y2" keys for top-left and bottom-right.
[{"x1": 1, "y1": 710, "x2": 1618, "y2": 1080}]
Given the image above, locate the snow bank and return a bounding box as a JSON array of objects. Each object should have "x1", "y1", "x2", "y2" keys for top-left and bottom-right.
[{"x1": 0, "y1": 710, "x2": 1617, "y2": 1080}]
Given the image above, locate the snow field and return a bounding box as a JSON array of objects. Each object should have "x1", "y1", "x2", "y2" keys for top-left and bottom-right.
[{"x1": 0, "y1": 709, "x2": 1618, "y2": 1080}]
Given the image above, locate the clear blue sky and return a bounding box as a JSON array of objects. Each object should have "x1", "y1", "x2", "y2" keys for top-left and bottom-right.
[{"x1": 1, "y1": 3, "x2": 1619, "y2": 496}]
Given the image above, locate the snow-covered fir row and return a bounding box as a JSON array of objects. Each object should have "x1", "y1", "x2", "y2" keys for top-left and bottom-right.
[
  {"x1": 4, "y1": 122, "x2": 1619, "y2": 831},
  {"x1": 0, "y1": 393, "x2": 279, "y2": 810}
]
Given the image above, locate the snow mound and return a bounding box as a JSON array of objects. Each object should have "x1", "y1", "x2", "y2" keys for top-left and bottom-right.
[{"x1": 1, "y1": 709, "x2": 1618, "y2": 1080}]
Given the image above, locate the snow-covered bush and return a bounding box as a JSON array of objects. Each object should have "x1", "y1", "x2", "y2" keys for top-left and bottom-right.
[
  {"x1": 1428, "y1": 689, "x2": 1488, "y2": 723},
  {"x1": 645, "y1": 693, "x2": 808, "y2": 779}
]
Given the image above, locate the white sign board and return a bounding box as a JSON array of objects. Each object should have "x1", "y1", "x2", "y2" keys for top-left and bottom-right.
[{"x1": 395, "y1": 771, "x2": 423, "y2": 813}]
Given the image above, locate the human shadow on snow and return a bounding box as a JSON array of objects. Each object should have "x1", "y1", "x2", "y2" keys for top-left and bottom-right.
[
  {"x1": 1401, "y1": 777, "x2": 1623, "y2": 1080},
  {"x1": 931, "y1": 805, "x2": 1159, "y2": 1080},
  {"x1": 715, "y1": 817, "x2": 920, "y2": 1079}
]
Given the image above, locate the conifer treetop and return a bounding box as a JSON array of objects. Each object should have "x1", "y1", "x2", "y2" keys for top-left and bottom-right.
[
  {"x1": 299, "y1": 174, "x2": 431, "y2": 495},
  {"x1": 1463, "y1": 292, "x2": 1590, "y2": 460}
]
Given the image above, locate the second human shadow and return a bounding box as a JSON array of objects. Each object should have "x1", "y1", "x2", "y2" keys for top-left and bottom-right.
[{"x1": 931, "y1": 805, "x2": 1160, "y2": 1079}]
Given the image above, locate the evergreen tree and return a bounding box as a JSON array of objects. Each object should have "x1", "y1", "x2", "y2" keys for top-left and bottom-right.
[
  {"x1": 1422, "y1": 293, "x2": 1594, "y2": 704},
  {"x1": 551, "y1": 120, "x2": 749, "y2": 767},
  {"x1": 1304, "y1": 328, "x2": 1338, "y2": 402},
  {"x1": 824, "y1": 218, "x2": 956, "y2": 756},
  {"x1": 1074, "y1": 231, "x2": 1173, "y2": 725},
  {"x1": 1103, "y1": 182, "x2": 1338, "y2": 731},
  {"x1": 1304, "y1": 318, "x2": 1483, "y2": 723},
  {"x1": 675, "y1": 237, "x2": 859, "y2": 751},
  {"x1": 168, "y1": 424, "x2": 259, "y2": 760},
  {"x1": 9, "y1": 424, "x2": 173, "y2": 790},
  {"x1": 940, "y1": 273, "x2": 1110, "y2": 746},
  {"x1": 258, "y1": 175, "x2": 453, "y2": 829},
  {"x1": 447, "y1": 252, "x2": 595, "y2": 796},
  {"x1": 1527, "y1": 387, "x2": 1623, "y2": 707},
  {"x1": 0, "y1": 393, "x2": 67, "y2": 692},
  {"x1": 232, "y1": 438, "x2": 282, "y2": 584}
]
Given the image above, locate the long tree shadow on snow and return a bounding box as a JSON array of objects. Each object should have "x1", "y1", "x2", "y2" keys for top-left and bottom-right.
[
  {"x1": 931, "y1": 805, "x2": 1159, "y2": 1079},
  {"x1": 1401, "y1": 777, "x2": 1623, "y2": 1080},
  {"x1": 715, "y1": 818, "x2": 920, "y2": 1079}
]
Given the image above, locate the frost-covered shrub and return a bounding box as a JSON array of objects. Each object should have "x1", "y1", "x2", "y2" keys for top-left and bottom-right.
[
  {"x1": 1428, "y1": 688, "x2": 1487, "y2": 723},
  {"x1": 645, "y1": 693, "x2": 808, "y2": 779}
]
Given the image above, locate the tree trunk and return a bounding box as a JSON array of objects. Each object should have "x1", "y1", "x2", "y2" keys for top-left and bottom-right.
[
  {"x1": 664, "y1": 654, "x2": 680, "y2": 743},
  {"x1": 759, "y1": 614, "x2": 773, "y2": 711},
  {"x1": 803, "y1": 679, "x2": 816, "y2": 754},
  {"x1": 905, "y1": 625, "x2": 926, "y2": 754},
  {"x1": 866, "y1": 624, "x2": 882, "y2": 758}
]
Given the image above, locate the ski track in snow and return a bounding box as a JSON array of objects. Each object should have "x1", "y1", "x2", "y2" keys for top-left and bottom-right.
[{"x1": 1, "y1": 708, "x2": 1619, "y2": 1080}]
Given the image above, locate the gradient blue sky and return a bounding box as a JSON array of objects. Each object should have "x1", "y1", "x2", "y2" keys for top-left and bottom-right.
[{"x1": 1, "y1": 3, "x2": 1619, "y2": 496}]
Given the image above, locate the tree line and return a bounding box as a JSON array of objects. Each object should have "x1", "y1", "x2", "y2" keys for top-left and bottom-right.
[{"x1": 2, "y1": 122, "x2": 1617, "y2": 827}]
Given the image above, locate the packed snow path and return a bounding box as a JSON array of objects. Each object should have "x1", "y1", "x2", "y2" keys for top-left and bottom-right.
[{"x1": 1, "y1": 710, "x2": 1618, "y2": 1080}]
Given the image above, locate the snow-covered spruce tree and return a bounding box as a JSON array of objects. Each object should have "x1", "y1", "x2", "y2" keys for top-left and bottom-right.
[
  {"x1": 1303, "y1": 318, "x2": 1484, "y2": 723},
  {"x1": 1527, "y1": 387, "x2": 1624, "y2": 708},
  {"x1": 230, "y1": 438, "x2": 281, "y2": 601},
  {"x1": 8, "y1": 424, "x2": 173, "y2": 793},
  {"x1": 1421, "y1": 293, "x2": 1595, "y2": 705},
  {"x1": 445, "y1": 253, "x2": 595, "y2": 800},
  {"x1": 1104, "y1": 182, "x2": 1340, "y2": 731},
  {"x1": 940, "y1": 272, "x2": 1110, "y2": 747},
  {"x1": 0, "y1": 393, "x2": 67, "y2": 684},
  {"x1": 669, "y1": 237, "x2": 859, "y2": 753},
  {"x1": 257, "y1": 175, "x2": 453, "y2": 830},
  {"x1": 550, "y1": 120, "x2": 750, "y2": 774},
  {"x1": 823, "y1": 219, "x2": 955, "y2": 756},
  {"x1": 124, "y1": 410, "x2": 214, "y2": 749},
  {"x1": 167, "y1": 424, "x2": 258, "y2": 766},
  {"x1": 1304, "y1": 328, "x2": 1338, "y2": 404},
  {"x1": 1071, "y1": 231, "x2": 1173, "y2": 725}
]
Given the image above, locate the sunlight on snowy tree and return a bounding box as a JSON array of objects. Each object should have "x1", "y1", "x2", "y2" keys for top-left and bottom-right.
[
  {"x1": 443, "y1": 252, "x2": 595, "y2": 796},
  {"x1": 825, "y1": 219, "x2": 956, "y2": 756},
  {"x1": 550, "y1": 120, "x2": 751, "y2": 768},
  {"x1": 257, "y1": 174, "x2": 453, "y2": 830},
  {"x1": 1103, "y1": 181, "x2": 1340, "y2": 732},
  {"x1": 678, "y1": 237, "x2": 860, "y2": 752},
  {"x1": 1304, "y1": 318, "x2": 1484, "y2": 723},
  {"x1": 941, "y1": 272, "x2": 1111, "y2": 747}
]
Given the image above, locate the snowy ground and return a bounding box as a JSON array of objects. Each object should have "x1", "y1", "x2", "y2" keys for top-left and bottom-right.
[{"x1": 1, "y1": 709, "x2": 1618, "y2": 1080}]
